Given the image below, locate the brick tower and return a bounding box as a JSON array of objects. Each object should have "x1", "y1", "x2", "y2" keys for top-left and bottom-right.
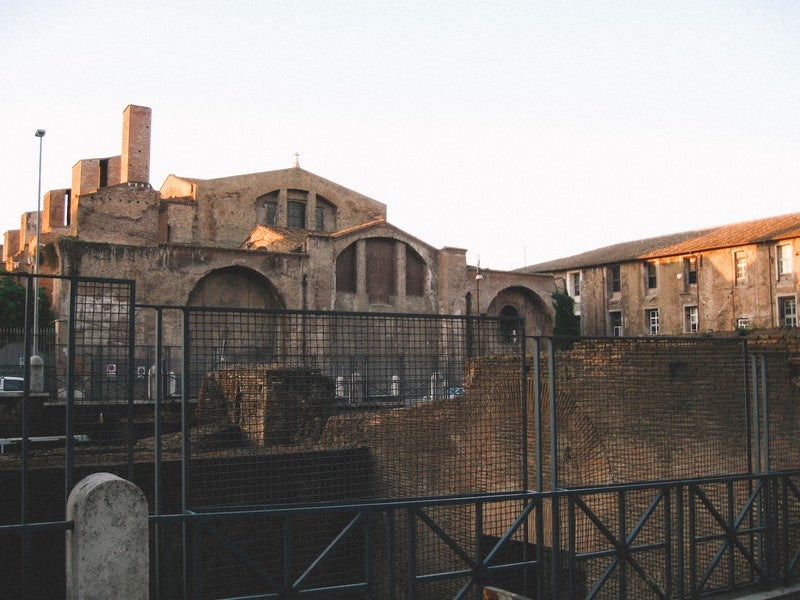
[{"x1": 121, "y1": 105, "x2": 151, "y2": 184}]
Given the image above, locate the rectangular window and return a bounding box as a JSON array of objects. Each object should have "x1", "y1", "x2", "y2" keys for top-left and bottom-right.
[
  {"x1": 315, "y1": 206, "x2": 325, "y2": 230},
  {"x1": 737, "y1": 317, "x2": 750, "y2": 330},
  {"x1": 265, "y1": 201, "x2": 277, "y2": 225},
  {"x1": 287, "y1": 201, "x2": 306, "y2": 228},
  {"x1": 683, "y1": 257, "x2": 698, "y2": 286},
  {"x1": 735, "y1": 251, "x2": 747, "y2": 286},
  {"x1": 65, "y1": 190, "x2": 72, "y2": 226},
  {"x1": 777, "y1": 243, "x2": 793, "y2": 276},
  {"x1": 607, "y1": 265, "x2": 621, "y2": 294},
  {"x1": 684, "y1": 306, "x2": 698, "y2": 333},
  {"x1": 609, "y1": 311, "x2": 623, "y2": 337},
  {"x1": 779, "y1": 296, "x2": 797, "y2": 327},
  {"x1": 645, "y1": 262, "x2": 657, "y2": 290},
  {"x1": 645, "y1": 308, "x2": 659, "y2": 335},
  {"x1": 287, "y1": 189, "x2": 307, "y2": 228},
  {"x1": 99, "y1": 158, "x2": 109, "y2": 188},
  {"x1": 568, "y1": 271, "x2": 581, "y2": 298}
]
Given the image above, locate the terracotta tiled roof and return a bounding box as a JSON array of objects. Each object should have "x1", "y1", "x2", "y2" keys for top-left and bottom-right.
[
  {"x1": 241, "y1": 225, "x2": 314, "y2": 253},
  {"x1": 330, "y1": 218, "x2": 386, "y2": 237},
  {"x1": 520, "y1": 212, "x2": 800, "y2": 273}
]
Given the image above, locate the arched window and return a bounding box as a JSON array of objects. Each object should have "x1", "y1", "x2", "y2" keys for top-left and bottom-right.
[
  {"x1": 287, "y1": 189, "x2": 307, "y2": 228},
  {"x1": 256, "y1": 191, "x2": 278, "y2": 225},
  {"x1": 406, "y1": 247, "x2": 425, "y2": 297},
  {"x1": 335, "y1": 239, "x2": 427, "y2": 305},
  {"x1": 336, "y1": 244, "x2": 357, "y2": 294},
  {"x1": 499, "y1": 305, "x2": 520, "y2": 343},
  {"x1": 315, "y1": 194, "x2": 335, "y2": 231}
]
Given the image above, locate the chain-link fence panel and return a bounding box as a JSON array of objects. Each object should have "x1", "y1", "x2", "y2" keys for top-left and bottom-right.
[
  {"x1": 180, "y1": 309, "x2": 527, "y2": 509},
  {"x1": 530, "y1": 337, "x2": 751, "y2": 490}
]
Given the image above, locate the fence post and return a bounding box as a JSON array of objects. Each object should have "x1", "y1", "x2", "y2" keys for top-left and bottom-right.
[
  {"x1": 29, "y1": 354, "x2": 44, "y2": 392},
  {"x1": 66, "y1": 472, "x2": 149, "y2": 600}
]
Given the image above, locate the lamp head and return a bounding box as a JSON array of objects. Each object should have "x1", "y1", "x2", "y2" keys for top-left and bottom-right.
[{"x1": 35, "y1": 129, "x2": 45, "y2": 138}]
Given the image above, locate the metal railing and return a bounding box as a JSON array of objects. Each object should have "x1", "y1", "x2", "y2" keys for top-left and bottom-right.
[
  {"x1": 147, "y1": 471, "x2": 800, "y2": 599},
  {"x1": 2, "y1": 273, "x2": 800, "y2": 598}
]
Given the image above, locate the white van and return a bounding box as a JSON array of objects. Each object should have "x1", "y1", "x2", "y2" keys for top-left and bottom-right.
[{"x1": 0, "y1": 376, "x2": 24, "y2": 392}]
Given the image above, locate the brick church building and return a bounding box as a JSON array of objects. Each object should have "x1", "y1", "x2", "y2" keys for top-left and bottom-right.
[{"x1": 3, "y1": 105, "x2": 555, "y2": 339}]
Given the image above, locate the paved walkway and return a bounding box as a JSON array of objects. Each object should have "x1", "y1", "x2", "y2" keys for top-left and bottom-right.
[{"x1": 716, "y1": 585, "x2": 800, "y2": 600}]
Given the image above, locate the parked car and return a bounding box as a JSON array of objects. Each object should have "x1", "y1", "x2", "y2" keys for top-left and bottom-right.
[{"x1": 0, "y1": 376, "x2": 24, "y2": 392}]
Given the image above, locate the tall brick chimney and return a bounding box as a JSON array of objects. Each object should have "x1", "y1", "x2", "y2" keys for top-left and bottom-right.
[{"x1": 121, "y1": 105, "x2": 151, "y2": 184}]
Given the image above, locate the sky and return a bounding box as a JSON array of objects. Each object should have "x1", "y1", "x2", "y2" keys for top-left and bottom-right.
[{"x1": 1, "y1": 1, "x2": 799, "y2": 271}]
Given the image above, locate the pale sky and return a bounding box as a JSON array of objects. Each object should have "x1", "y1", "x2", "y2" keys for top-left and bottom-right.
[{"x1": 2, "y1": 0, "x2": 798, "y2": 271}]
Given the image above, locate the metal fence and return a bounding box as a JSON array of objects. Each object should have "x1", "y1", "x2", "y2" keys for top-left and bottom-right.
[
  {"x1": 2, "y1": 272, "x2": 800, "y2": 598},
  {"x1": 529, "y1": 336, "x2": 754, "y2": 489}
]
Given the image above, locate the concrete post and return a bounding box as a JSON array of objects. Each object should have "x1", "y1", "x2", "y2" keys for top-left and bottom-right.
[
  {"x1": 66, "y1": 472, "x2": 149, "y2": 600},
  {"x1": 29, "y1": 354, "x2": 44, "y2": 393}
]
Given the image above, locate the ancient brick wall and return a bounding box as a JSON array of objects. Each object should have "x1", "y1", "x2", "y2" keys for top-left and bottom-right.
[
  {"x1": 121, "y1": 105, "x2": 151, "y2": 184},
  {"x1": 69, "y1": 184, "x2": 160, "y2": 246},
  {"x1": 196, "y1": 366, "x2": 335, "y2": 447},
  {"x1": 42, "y1": 189, "x2": 69, "y2": 233}
]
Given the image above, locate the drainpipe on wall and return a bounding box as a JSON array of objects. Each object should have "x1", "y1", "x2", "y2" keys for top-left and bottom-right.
[
  {"x1": 731, "y1": 261, "x2": 737, "y2": 331},
  {"x1": 602, "y1": 270, "x2": 608, "y2": 336},
  {"x1": 767, "y1": 244, "x2": 775, "y2": 327},
  {"x1": 696, "y1": 255, "x2": 701, "y2": 332}
]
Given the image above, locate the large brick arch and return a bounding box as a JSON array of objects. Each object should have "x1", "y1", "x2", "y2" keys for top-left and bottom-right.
[
  {"x1": 188, "y1": 266, "x2": 285, "y2": 309},
  {"x1": 486, "y1": 286, "x2": 552, "y2": 336}
]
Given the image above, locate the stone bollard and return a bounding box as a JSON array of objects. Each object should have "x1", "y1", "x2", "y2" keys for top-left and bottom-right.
[
  {"x1": 66, "y1": 472, "x2": 149, "y2": 600},
  {"x1": 29, "y1": 354, "x2": 44, "y2": 393},
  {"x1": 483, "y1": 587, "x2": 532, "y2": 600}
]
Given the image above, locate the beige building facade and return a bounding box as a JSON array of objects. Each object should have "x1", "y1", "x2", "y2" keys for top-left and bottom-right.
[
  {"x1": 522, "y1": 215, "x2": 800, "y2": 336},
  {"x1": 3, "y1": 105, "x2": 554, "y2": 337}
]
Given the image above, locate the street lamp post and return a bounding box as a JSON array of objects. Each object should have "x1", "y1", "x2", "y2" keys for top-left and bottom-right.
[
  {"x1": 475, "y1": 257, "x2": 483, "y2": 316},
  {"x1": 33, "y1": 129, "x2": 45, "y2": 357}
]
